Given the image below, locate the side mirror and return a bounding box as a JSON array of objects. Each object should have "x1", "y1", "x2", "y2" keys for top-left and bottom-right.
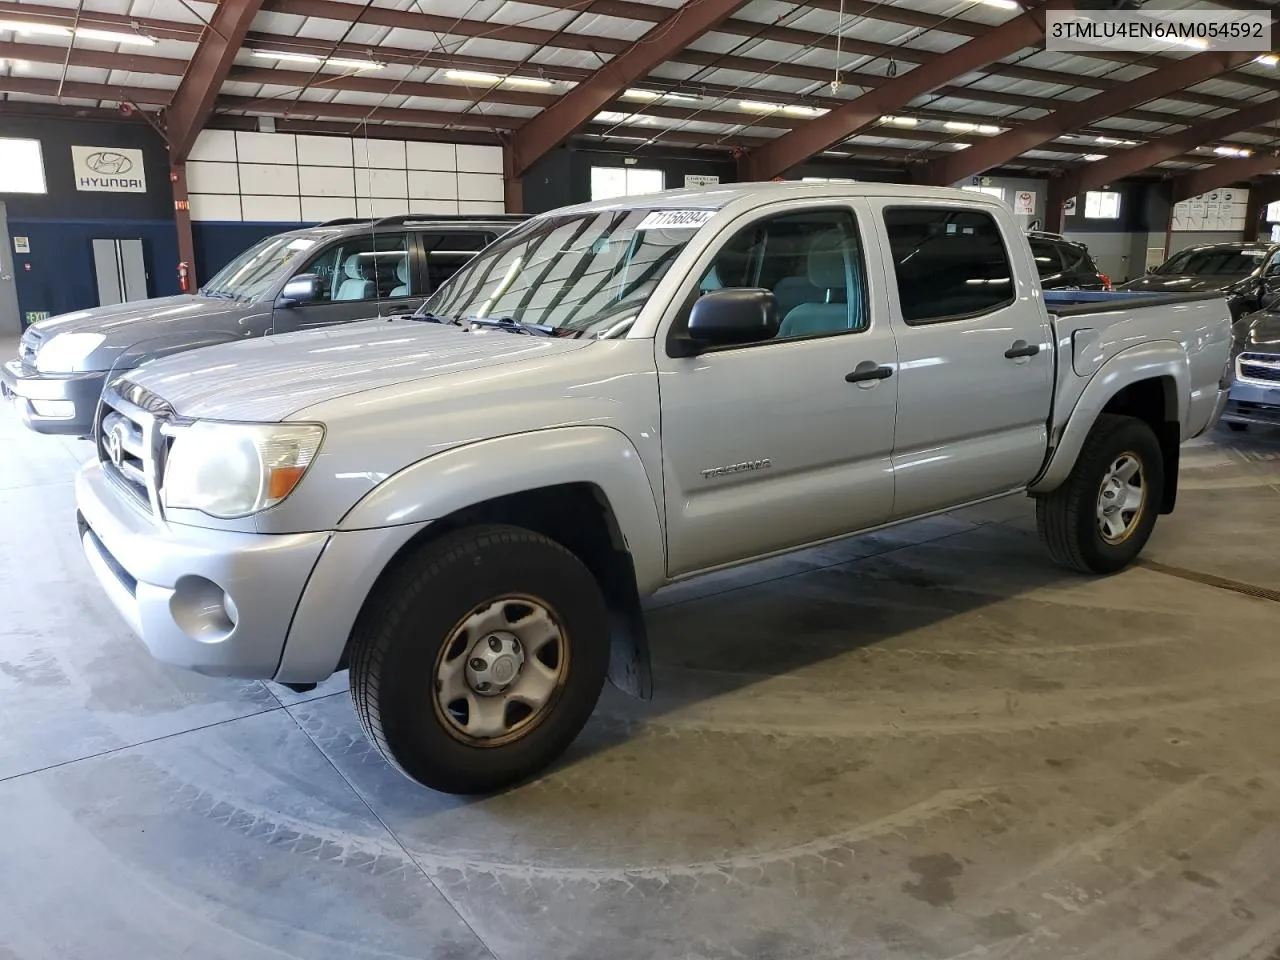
[
  {"x1": 674, "y1": 289, "x2": 781, "y2": 355},
  {"x1": 277, "y1": 273, "x2": 322, "y2": 307}
]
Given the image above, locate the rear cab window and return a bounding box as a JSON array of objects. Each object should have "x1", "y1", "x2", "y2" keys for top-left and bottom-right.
[
  {"x1": 882, "y1": 207, "x2": 1015, "y2": 324},
  {"x1": 1029, "y1": 239, "x2": 1063, "y2": 279},
  {"x1": 420, "y1": 231, "x2": 494, "y2": 293}
]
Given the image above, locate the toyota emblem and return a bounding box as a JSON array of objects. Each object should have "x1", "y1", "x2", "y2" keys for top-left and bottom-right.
[
  {"x1": 85, "y1": 151, "x2": 134, "y2": 175},
  {"x1": 106, "y1": 423, "x2": 126, "y2": 468}
]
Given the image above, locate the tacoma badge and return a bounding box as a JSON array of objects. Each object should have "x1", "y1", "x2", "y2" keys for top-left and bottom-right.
[{"x1": 700, "y1": 458, "x2": 772, "y2": 480}]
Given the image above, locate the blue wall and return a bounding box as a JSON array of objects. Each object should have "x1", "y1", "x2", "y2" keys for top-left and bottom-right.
[{"x1": 192, "y1": 221, "x2": 311, "y2": 284}]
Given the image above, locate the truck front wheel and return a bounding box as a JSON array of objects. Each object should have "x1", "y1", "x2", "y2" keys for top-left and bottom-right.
[
  {"x1": 1035, "y1": 413, "x2": 1164, "y2": 574},
  {"x1": 347, "y1": 525, "x2": 611, "y2": 794}
]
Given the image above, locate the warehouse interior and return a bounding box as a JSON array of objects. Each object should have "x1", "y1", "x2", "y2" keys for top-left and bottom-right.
[{"x1": 2, "y1": 0, "x2": 1280, "y2": 957}]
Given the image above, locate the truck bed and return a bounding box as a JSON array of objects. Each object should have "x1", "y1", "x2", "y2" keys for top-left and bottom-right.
[{"x1": 1043, "y1": 289, "x2": 1228, "y2": 316}]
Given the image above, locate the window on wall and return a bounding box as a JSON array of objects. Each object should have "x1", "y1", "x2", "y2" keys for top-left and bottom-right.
[
  {"x1": 1084, "y1": 190, "x2": 1121, "y2": 220},
  {"x1": 590, "y1": 166, "x2": 664, "y2": 201},
  {"x1": 1265, "y1": 200, "x2": 1280, "y2": 222},
  {"x1": 0, "y1": 138, "x2": 47, "y2": 194},
  {"x1": 962, "y1": 185, "x2": 1006, "y2": 203}
]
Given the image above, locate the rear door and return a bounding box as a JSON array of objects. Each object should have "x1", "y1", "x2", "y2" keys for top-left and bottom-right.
[
  {"x1": 872, "y1": 200, "x2": 1053, "y2": 519},
  {"x1": 272, "y1": 229, "x2": 420, "y2": 332}
]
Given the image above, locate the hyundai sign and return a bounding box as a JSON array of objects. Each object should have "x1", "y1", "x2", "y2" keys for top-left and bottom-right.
[{"x1": 71, "y1": 146, "x2": 147, "y2": 193}]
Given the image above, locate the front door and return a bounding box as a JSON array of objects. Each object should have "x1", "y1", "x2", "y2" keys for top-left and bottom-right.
[
  {"x1": 273, "y1": 229, "x2": 421, "y2": 332},
  {"x1": 656, "y1": 202, "x2": 898, "y2": 577},
  {"x1": 872, "y1": 200, "x2": 1053, "y2": 519}
]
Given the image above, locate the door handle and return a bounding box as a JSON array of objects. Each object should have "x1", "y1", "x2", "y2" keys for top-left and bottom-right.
[
  {"x1": 1004, "y1": 340, "x2": 1040, "y2": 360},
  {"x1": 845, "y1": 361, "x2": 894, "y2": 383}
]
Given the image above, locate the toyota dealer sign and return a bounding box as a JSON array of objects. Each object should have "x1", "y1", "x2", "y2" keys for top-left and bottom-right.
[{"x1": 71, "y1": 146, "x2": 147, "y2": 193}]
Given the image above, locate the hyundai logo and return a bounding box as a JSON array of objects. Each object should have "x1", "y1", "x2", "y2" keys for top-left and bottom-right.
[
  {"x1": 105, "y1": 423, "x2": 127, "y2": 468},
  {"x1": 85, "y1": 151, "x2": 134, "y2": 175}
]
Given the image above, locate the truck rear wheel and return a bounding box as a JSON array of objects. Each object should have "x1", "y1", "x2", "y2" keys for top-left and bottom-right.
[
  {"x1": 1035, "y1": 413, "x2": 1164, "y2": 575},
  {"x1": 347, "y1": 525, "x2": 610, "y2": 794}
]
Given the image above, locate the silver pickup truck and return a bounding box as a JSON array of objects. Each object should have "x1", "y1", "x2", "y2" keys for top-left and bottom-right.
[{"x1": 74, "y1": 183, "x2": 1232, "y2": 794}]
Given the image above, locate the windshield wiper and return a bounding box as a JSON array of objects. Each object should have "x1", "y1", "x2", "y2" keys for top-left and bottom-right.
[
  {"x1": 410, "y1": 311, "x2": 463, "y2": 326},
  {"x1": 463, "y1": 315, "x2": 554, "y2": 337}
]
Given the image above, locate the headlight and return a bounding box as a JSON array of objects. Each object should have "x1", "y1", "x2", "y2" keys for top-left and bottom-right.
[
  {"x1": 163, "y1": 421, "x2": 324, "y2": 518},
  {"x1": 34, "y1": 333, "x2": 105, "y2": 373}
]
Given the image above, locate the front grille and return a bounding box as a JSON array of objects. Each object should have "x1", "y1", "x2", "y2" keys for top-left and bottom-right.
[
  {"x1": 1238, "y1": 353, "x2": 1280, "y2": 384},
  {"x1": 95, "y1": 381, "x2": 172, "y2": 515}
]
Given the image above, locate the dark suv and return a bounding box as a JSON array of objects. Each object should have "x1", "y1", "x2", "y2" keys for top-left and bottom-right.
[
  {"x1": 1027, "y1": 232, "x2": 1112, "y2": 291},
  {"x1": 3, "y1": 214, "x2": 523, "y2": 436}
]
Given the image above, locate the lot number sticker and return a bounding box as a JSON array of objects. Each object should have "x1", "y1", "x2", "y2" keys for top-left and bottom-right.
[{"x1": 637, "y1": 210, "x2": 714, "y2": 230}]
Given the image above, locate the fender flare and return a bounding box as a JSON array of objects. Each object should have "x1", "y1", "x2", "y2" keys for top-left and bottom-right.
[
  {"x1": 338, "y1": 425, "x2": 667, "y2": 594},
  {"x1": 1029, "y1": 340, "x2": 1188, "y2": 494}
]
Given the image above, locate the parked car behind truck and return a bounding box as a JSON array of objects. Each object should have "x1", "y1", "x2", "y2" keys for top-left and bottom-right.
[
  {"x1": 74, "y1": 183, "x2": 1232, "y2": 794},
  {"x1": 1222, "y1": 304, "x2": 1280, "y2": 431},
  {"x1": 1120, "y1": 241, "x2": 1280, "y2": 320},
  {"x1": 2, "y1": 214, "x2": 523, "y2": 436}
]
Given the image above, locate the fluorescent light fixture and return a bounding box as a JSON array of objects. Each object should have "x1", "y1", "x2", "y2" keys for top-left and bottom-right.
[
  {"x1": 944, "y1": 121, "x2": 976, "y2": 132},
  {"x1": 445, "y1": 69, "x2": 501, "y2": 84},
  {"x1": 324, "y1": 57, "x2": 384, "y2": 71},
  {"x1": 1214, "y1": 145, "x2": 1252, "y2": 157},
  {"x1": 1094, "y1": 136, "x2": 1136, "y2": 146},
  {"x1": 0, "y1": 19, "x2": 72, "y2": 36},
  {"x1": 252, "y1": 50, "x2": 322, "y2": 64},
  {"x1": 783, "y1": 104, "x2": 827, "y2": 116},
  {"x1": 952, "y1": 142, "x2": 971, "y2": 150},
  {"x1": 252, "y1": 50, "x2": 382, "y2": 69},
  {"x1": 1256, "y1": 54, "x2": 1278, "y2": 67},
  {"x1": 973, "y1": 0, "x2": 1021, "y2": 9},
  {"x1": 881, "y1": 115, "x2": 918, "y2": 127},
  {"x1": 1082, "y1": 153, "x2": 1106, "y2": 161},
  {"x1": 502, "y1": 75, "x2": 553, "y2": 89},
  {"x1": 738, "y1": 100, "x2": 826, "y2": 117},
  {"x1": 75, "y1": 27, "x2": 156, "y2": 45},
  {"x1": 624, "y1": 88, "x2": 699, "y2": 103},
  {"x1": 624, "y1": 88, "x2": 660, "y2": 100}
]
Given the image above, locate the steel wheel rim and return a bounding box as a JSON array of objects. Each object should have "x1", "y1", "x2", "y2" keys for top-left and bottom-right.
[
  {"x1": 1096, "y1": 451, "x2": 1146, "y2": 545},
  {"x1": 433, "y1": 594, "x2": 569, "y2": 747}
]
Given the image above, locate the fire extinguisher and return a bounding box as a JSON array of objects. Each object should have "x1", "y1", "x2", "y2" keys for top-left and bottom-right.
[{"x1": 178, "y1": 261, "x2": 190, "y2": 293}]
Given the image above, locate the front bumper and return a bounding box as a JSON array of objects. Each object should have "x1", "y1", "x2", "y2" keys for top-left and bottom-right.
[
  {"x1": 1223, "y1": 378, "x2": 1280, "y2": 427},
  {"x1": 1, "y1": 359, "x2": 105, "y2": 436},
  {"x1": 76, "y1": 460, "x2": 331, "y2": 678}
]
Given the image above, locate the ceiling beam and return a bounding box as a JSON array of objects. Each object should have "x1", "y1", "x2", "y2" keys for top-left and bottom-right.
[
  {"x1": 0, "y1": 75, "x2": 173, "y2": 105},
  {"x1": 164, "y1": 0, "x2": 266, "y2": 161},
  {"x1": 739, "y1": 0, "x2": 1064, "y2": 180},
  {"x1": 1059, "y1": 100, "x2": 1280, "y2": 199},
  {"x1": 1173, "y1": 153, "x2": 1280, "y2": 202},
  {"x1": 0, "y1": 0, "x2": 203, "y2": 41},
  {"x1": 926, "y1": 50, "x2": 1260, "y2": 186},
  {"x1": 507, "y1": 0, "x2": 754, "y2": 176}
]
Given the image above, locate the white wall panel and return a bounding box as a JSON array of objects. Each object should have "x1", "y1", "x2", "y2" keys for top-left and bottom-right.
[
  {"x1": 457, "y1": 173, "x2": 504, "y2": 201},
  {"x1": 239, "y1": 163, "x2": 300, "y2": 195},
  {"x1": 409, "y1": 170, "x2": 459, "y2": 200},
  {"x1": 189, "y1": 129, "x2": 238, "y2": 162},
  {"x1": 187, "y1": 161, "x2": 239, "y2": 194},
  {"x1": 190, "y1": 193, "x2": 242, "y2": 221},
  {"x1": 354, "y1": 167, "x2": 409, "y2": 199},
  {"x1": 456, "y1": 143, "x2": 502, "y2": 175},
  {"x1": 296, "y1": 134, "x2": 354, "y2": 166},
  {"x1": 301, "y1": 196, "x2": 359, "y2": 221},
  {"x1": 300, "y1": 165, "x2": 356, "y2": 197},
  {"x1": 353, "y1": 138, "x2": 408, "y2": 169},
  {"x1": 236, "y1": 131, "x2": 297, "y2": 164},
  {"x1": 242, "y1": 194, "x2": 303, "y2": 222},
  {"x1": 356, "y1": 197, "x2": 413, "y2": 218},
  {"x1": 409, "y1": 199, "x2": 459, "y2": 215},
  {"x1": 407, "y1": 141, "x2": 456, "y2": 171},
  {"x1": 459, "y1": 200, "x2": 506, "y2": 214}
]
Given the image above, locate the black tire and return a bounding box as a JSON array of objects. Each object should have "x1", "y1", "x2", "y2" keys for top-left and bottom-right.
[
  {"x1": 348, "y1": 524, "x2": 610, "y2": 794},
  {"x1": 1035, "y1": 413, "x2": 1164, "y2": 575},
  {"x1": 1226, "y1": 422, "x2": 1249, "y2": 433}
]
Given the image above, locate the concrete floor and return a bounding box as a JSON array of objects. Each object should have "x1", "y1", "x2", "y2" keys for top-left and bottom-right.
[{"x1": 3, "y1": 372, "x2": 1280, "y2": 959}]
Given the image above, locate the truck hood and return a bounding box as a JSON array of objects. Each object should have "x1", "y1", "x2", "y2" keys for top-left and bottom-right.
[
  {"x1": 31, "y1": 295, "x2": 250, "y2": 340},
  {"x1": 122, "y1": 318, "x2": 593, "y2": 422},
  {"x1": 1119, "y1": 274, "x2": 1247, "y2": 294}
]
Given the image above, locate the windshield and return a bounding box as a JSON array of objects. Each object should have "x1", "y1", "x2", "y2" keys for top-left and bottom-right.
[
  {"x1": 421, "y1": 208, "x2": 705, "y2": 336},
  {"x1": 201, "y1": 233, "x2": 322, "y2": 301},
  {"x1": 1157, "y1": 247, "x2": 1266, "y2": 277}
]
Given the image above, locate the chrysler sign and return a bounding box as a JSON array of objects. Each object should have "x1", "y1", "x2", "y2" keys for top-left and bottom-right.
[{"x1": 71, "y1": 146, "x2": 147, "y2": 192}]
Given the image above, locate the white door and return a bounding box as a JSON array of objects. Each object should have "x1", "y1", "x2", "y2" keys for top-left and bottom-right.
[
  {"x1": 656, "y1": 201, "x2": 898, "y2": 576},
  {"x1": 869, "y1": 199, "x2": 1053, "y2": 519}
]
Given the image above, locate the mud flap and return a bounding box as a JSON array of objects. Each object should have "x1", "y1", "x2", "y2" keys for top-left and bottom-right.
[{"x1": 604, "y1": 550, "x2": 653, "y2": 699}]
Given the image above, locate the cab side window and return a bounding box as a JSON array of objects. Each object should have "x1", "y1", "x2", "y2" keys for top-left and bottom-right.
[
  {"x1": 883, "y1": 207, "x2": 1014, "y2": 324},
  {"x1": 297, "y1": 232, "x2": 411, "y2": 304},
  {"x1": 695, "y1": 209, "x2": 868, "y2": 342},
  {"x1": 422, "y1": 231, "x2": 492, "y2": 293}
]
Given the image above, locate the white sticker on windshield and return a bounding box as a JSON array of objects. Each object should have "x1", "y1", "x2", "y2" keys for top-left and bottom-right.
[{"x1": 636, "y1": 210, "x2": 714, "y2": 230}]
